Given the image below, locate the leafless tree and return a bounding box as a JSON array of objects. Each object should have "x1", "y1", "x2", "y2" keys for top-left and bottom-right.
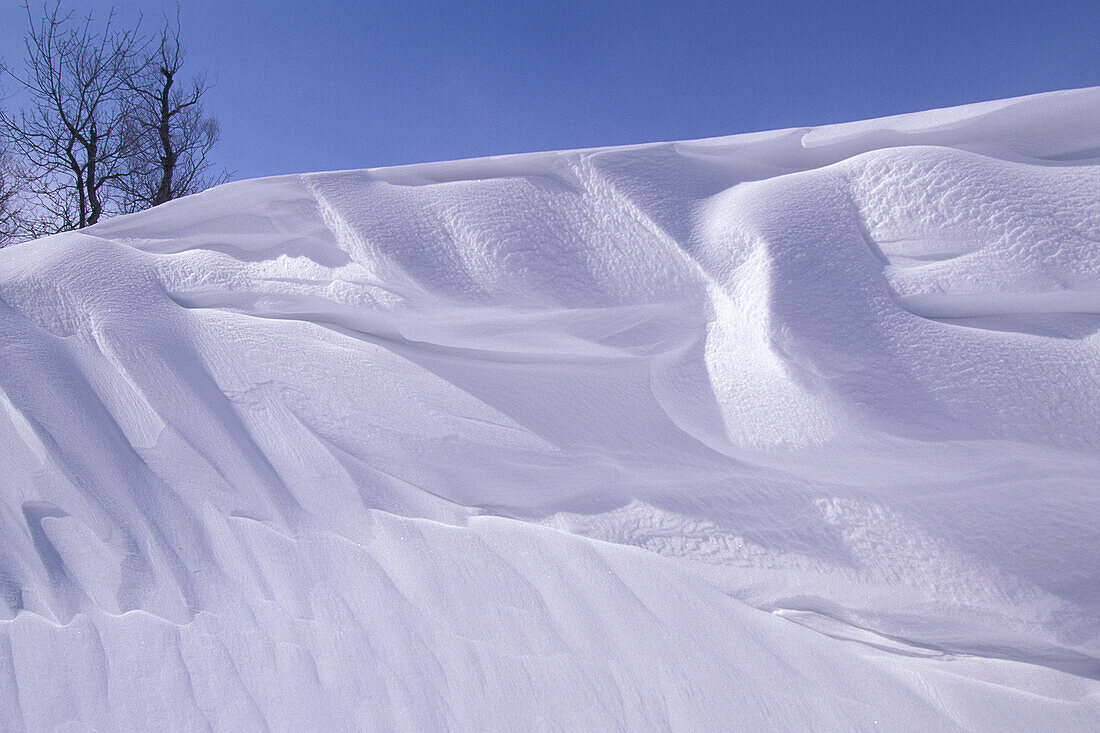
[
  {"x1": 0, "y1": 2, "x2": 146, "y2": 232},
  {"x1": 120, "y1": 14, "x2": 227, "y2": 211},
  {"x1": 0, "y1": 143, "x2": 25, "y2": 247}
]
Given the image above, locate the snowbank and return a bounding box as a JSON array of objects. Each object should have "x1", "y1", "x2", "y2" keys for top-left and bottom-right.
[{"x1": 1, "y1": 86, "x2": 1098, "y2": 730}]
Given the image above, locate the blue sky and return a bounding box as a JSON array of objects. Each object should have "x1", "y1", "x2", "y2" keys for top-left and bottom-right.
[{"x1": 2, "y1": 1, "x2": 1097, "y2": 180}]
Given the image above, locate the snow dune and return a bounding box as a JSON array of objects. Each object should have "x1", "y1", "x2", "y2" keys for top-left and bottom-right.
[{"x1": 1, "y1": 87, "x2": 1098, "y2": 730}]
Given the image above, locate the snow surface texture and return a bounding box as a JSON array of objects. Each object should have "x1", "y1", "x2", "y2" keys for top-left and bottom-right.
[{"x1": 1, "y1": 87, "x2": 1099, "y2": 731}]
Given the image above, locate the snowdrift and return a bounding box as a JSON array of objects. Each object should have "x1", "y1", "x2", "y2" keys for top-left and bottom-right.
[{"x1": 1, "y1": 87, "x2": 1098, "y2": 730}]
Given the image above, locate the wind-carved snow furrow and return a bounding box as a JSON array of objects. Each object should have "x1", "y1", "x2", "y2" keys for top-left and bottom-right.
[
  {"x1": 569, "y1": 155, "x2": 753, "y2": 461},
  {"x1": 166, "y1": 287, "x2": 697, "y2": 365},
  {"x1": 844, "y1": 146, "x2": 1100, "y2": 328},
  {"x1": 0, "y1": 303, "x2": 207, "y2": 626},
  {"x1": 774, "y1": 605, "x2": 1100, "y2": 681},
  {"x1": 897, "y1": 290, "x2": 1100, "y2": 319}
]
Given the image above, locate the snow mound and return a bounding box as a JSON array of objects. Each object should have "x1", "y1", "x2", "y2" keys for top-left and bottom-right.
[{"x1": 1, "y1": 87, "x2": 1099, "y2": 730}]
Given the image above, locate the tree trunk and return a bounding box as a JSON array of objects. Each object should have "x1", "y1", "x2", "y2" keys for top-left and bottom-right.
[{"x1": 153, "y1": 67, "x2": 177, "y2": 206}]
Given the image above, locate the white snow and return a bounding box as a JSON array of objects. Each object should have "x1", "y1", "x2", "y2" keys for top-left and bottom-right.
[{"x1": 1, "y1": 86, "x2": 1099, "y2": 730}]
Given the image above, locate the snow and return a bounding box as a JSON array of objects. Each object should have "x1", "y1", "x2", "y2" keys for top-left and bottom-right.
[{"x1": 1, "y1": 86, "x2": 1099, "y2": 730}]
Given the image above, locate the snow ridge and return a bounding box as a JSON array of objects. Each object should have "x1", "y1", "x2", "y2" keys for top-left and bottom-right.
[{"x1": 1, "y1": 87, "x2": 1099, "y2": 730}]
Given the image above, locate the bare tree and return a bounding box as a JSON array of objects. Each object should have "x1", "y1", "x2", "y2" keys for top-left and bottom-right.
[
  {"x1": 1, "y1": 3, "x2": 228, "y2": 238},
  {"x1": 0, "y1": 143, "x2": 24, "y2": 246},
  {"x1": 120, "y1": 14, "x2": 227, "y2": 211},
  {"x1": 0, "y1": 2, "x2": 144, "y2": 232}
]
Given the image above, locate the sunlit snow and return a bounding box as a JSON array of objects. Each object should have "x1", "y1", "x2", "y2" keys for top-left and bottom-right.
[{"x1": 1, "y1": 87, "x2": 1098, "y2": 730}]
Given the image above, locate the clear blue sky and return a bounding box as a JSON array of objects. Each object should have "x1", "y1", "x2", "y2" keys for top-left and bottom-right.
[{"x1": 2, "y1": 1, "x2": 1097, "y2": 180}]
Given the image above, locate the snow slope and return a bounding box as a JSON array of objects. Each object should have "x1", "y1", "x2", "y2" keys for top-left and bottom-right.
[{"x1": 1, "y1": 87, "x2": 1099, "y2": 730}]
